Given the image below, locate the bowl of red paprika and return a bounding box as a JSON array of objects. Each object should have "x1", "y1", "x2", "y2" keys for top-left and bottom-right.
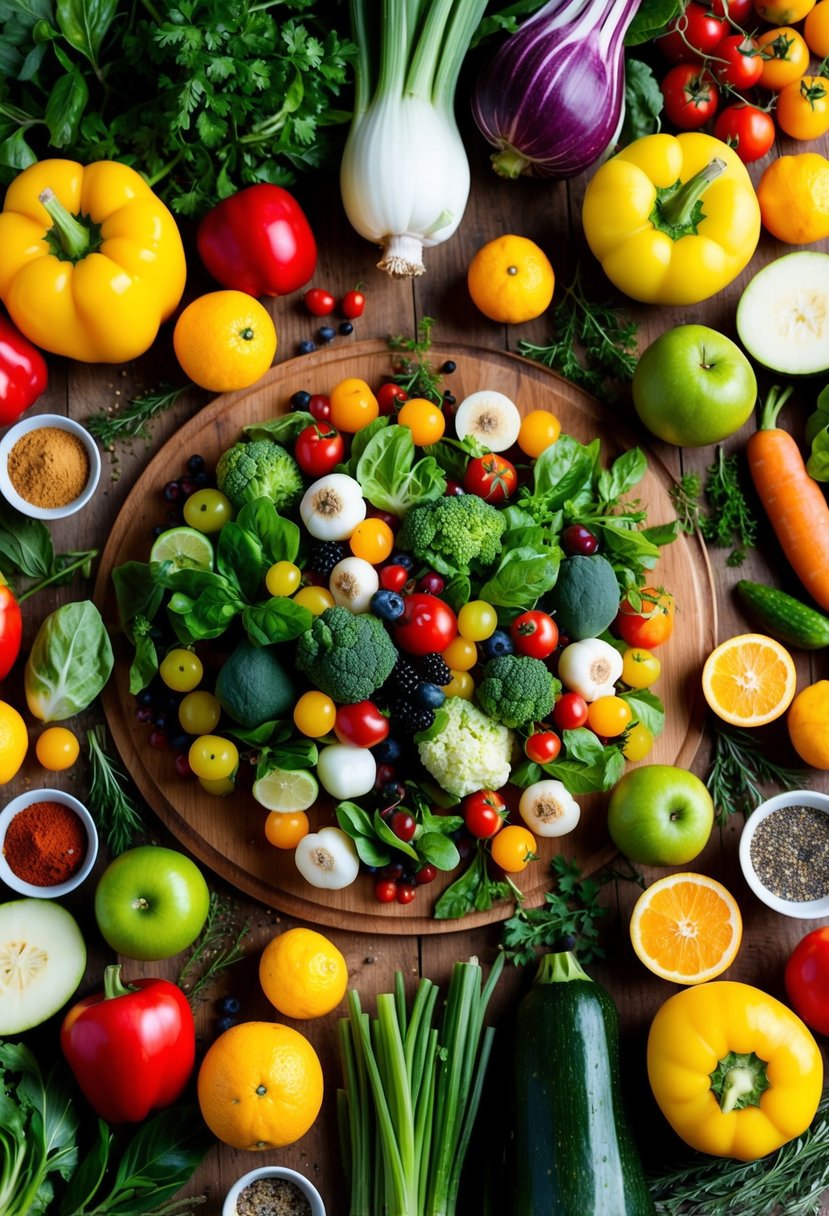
[{"x1": 0, "y1": 788, "x2": 98, "y2": 897}]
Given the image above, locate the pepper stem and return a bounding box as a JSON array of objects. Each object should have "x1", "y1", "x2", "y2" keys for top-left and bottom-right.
[
  {"x1": 709, "y1": 1049, "x2": 771, "y2": 1114},
  {"x1": 103, "y1": 963, "x2": 139, "y2": 1001},
  {"x1": 39, "y1": 188, "x2": 91, "y2": 260},
  {"x1": 651, "y1": 158, "x2": 727, "y2": 241},
  {"x1": 534, "y1": 950, "x2": 592, "y2": 986}
]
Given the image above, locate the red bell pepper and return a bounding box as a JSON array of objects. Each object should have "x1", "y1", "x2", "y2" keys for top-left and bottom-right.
[
  {"x1": 197, "y1": 183, "x2": 317, "y2": 298},
  {"x1": 0, "y1": 574, "x2": 22, "y2": 682},
  {"x1": 0, "y1": 314, "x2": 48, "y2": 425},
  {"x1": 60, "y1": 964, "x2": 196, "y2": 1123}
]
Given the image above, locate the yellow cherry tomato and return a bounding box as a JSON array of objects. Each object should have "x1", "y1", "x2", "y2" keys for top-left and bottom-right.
[
  {"x1": 441, "y1": 636, "x2": 478, "y2": 672},
  {"x1": 622, "y1": 721, "x2": 654, "y2": 761},
  {"x1": 467, "y1": 234, "x2": 554, "y2": 324},
  {"x1": 621, "y1": 647, "x2": 662, "y2": 690},
  {"x1": 293, "y1": 585, "x2": 335, "y2": 615},
  {"x1": 587, "y1": 695, "x2": 633, "y2": 738},
  {"x1": 182, "y1": 488, "x2": 233, "y2": 533},
  {"x1": 349, "y1": 518, "x2": 394, "y2": 564},
  {"x1": 199, "y1": 774, "x2": 236, "y2": 796},
  {"x1": 517, "y1": 409, "x2": 561, "y2": 458},
  {"x1": 777, "y1": 77, "x2": 829, "y2": 141},
  {"x1": 397, "y1": 398, "x2": 446, "y2": 446},
  {"x1": 293, "y1": 690, "x2": 337, "y2": 737},
  {"x1": 804, "y1": 0, "x2": 829, "y2": 56},
  {"x1": 266, "y1": 561, "x2": 301, "y2": 597},
  {"x1": 35, "y1": 726, "x2": 79, "y2": 771},
  {"x1": 159, "y1": 647, "x2": 203, "y2": 692},
  {"x1": 490, "y1": 824, "x2": 538, "y2": 873},
  {"x1": 457, "y1": 600, "x2": 498, "y2": 641},
  {"x1": 265, "y1": 810, "x2": 311, "y2": 849},
  {"x1": 329, "y1": 377, "x2": 379, "y2": 433},
  {"x1": 178, "y1": 690, "x2": 221, "y2": 735},
  {"x1": 442, "y1": 670, "x2": 475, "y2": 699},
  {"x1": 756, "y1": 27, "x2": 810, "y2": 90},
  {"x1": 755, "y1": 0, "x2": 815, "y2": 21},
  {"x1": 188, "y1": 734, "x2": 239, "y2": 781}
]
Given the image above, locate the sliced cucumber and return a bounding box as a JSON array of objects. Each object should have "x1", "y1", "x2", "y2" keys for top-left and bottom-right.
[
  {"x1": 736, "y1": 252, "x2": 829, "y2": 376},
  {"x1": 0, "y1": 898, "x2": 86, "y2": 1033}
]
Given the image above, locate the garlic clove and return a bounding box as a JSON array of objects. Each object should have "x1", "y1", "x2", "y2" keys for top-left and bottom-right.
[
  {"x1": 519, "y1": 780, "x2": 580, "y2": 838},
  {"x1": 295, "y1": 826, "x2": 360, "y2": 890},
  {"x1": 300, "y1": 473, "x2": 366, "y2": 540},
  {"x1": 329, "y1": 557, "x2": 379, "y2": 614}
]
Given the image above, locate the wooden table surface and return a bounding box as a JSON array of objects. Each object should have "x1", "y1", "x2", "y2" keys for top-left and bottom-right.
[{"x1": 3, "y1": 83, "x2": 829, "y2": 1216}]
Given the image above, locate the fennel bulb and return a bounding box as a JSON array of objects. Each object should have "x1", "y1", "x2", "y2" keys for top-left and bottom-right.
[{"x1": 340, "y1": 0, "x2": 487, "y2": 278}]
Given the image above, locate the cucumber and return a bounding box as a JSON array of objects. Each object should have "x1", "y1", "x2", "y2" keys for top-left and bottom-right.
[
  {"x1": 736, "y1": 252, "x2": 829, "y2": 376},
  {"x1": 509, "y1": 952, "x2": 654, "y2": 1216},
  {"x1": 736, "y1": 580, "x2": 829, "y2": 650}
]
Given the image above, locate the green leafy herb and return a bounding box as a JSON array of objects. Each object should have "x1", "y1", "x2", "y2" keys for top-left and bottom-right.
[
  {"x1": 500, "y1": 855, "x2": 612, "y2": 966},
  {"x1": 388, "y1": 316, "x2": 445, "y2": 404},
  {"x1": 337, "y1": 789, "x2": 462, "y2": 874},
  {"x1": 471, "y1": 0, "x2": 547, "y2": 47},
  {"x1": 517, "y1": 266, "x2": 639, "y2": 402},
  {"x1": 671, "y1": 449, "x2": 757, "y2": 566},
  {"x1": 625, "y1": 0, "x2": 684, "y2": 45},
  {"x1": 706, "y1": 721, "x2": 810, "y2": 826},
  {"x1": 433, "y1": 843, "x2": 513, "y2": 920},
  {"x1": 806, "y1": 383, "x2": 829, "y2": 482},
  {"x1": 86, "y1": 384, "x2": 191, "y2": 446},
  {"x1": 619, "y1": 57, "x2": 663, "y2": 145},
  {"x1": 356, "y1": 425, "x2": 446, "y2": 516},
  {"x1": 176, "y1": 891, "x2": 250, "y2": 1007},
  {"x1": 85, "y1": 724, "x2": 145, "y2": 854},
  {"x1": 0, "y1": 501, "x2": 97, "y2": 600}
]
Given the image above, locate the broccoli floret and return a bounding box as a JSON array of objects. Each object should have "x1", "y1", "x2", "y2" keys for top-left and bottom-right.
[
  {"x1": 216, "y1": 439, "x2": 304, "y2": 512},
  {"x1": 396, "y1": 494, "x2": 505, "y2": 576},
  {"x1": 475, "y1": 654, "x2": 559, "y2": 729},
  {"x1": 417, "y1": 697, "x2": 513, "y2": 798},
  {"x1": 295, "y1": 606, "x2": 397, "y2": 703}
]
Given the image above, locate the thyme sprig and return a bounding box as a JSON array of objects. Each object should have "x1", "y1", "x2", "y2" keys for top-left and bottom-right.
[
  {"x1": 388, "y1": 316, "x2": 445, "y2": 404},
  {"x1": 85, "y1": 725, "x2": 145, "y2": 855},
  {"x1": 706, "y1": 722, "x2": 810, "y2": 826},
  {"x1": 672, "y1": 449, "x2": 757, "y2": 566},
  {"x1": 86, "y1": 383, "x2": 190, "y2": 446},
  {"x1": 176, "y1": 892, "x2": 251, "y2": 1008}
]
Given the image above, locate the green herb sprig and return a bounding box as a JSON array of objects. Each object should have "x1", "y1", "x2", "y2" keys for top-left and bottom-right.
[
  {"x1": 176, "y1": 891, "x2": 251, "y2": 1007},
  {"x1": 86, "y1": 384, "x2": 190, "y2": 446},
  {"x1": 388, "y1": 316, "x2": 445, "y2": 404},
  {"x1": 0, "y1": 500, "x2": 97, "y2": 599},
  {"x1": 672, "y1": 449, "x2": 758, "y2": 567},
  {"x1": 706, "y1": 722, "x2": 810, "y2": 826},
  {"x1": 500, "y1": 855, "x2": 613, "y2": 966},
  {"x1": 85, "y1": 725, "x2": 145, "y2": 855}
]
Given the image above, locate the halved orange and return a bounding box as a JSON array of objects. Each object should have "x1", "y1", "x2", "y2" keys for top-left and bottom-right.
[
  {"x1": 701, "y1": 633, "x2": 797, "y2": 727},
  {"x1": 629, "y1": 872, "x2": 743, "y2": 985}
]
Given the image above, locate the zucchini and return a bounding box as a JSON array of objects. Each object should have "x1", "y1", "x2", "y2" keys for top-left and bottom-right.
[
  {"x1": 736, "y1": 580, "x2": 829, "y2": 650},
  {"x1": 509, "y1": 951, "x2": 654, "y2": 1216}
]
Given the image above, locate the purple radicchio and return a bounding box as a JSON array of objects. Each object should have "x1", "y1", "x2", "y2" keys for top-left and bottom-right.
[{"x1": 471, "y1": 0, "x2": 642, "y2": 180}]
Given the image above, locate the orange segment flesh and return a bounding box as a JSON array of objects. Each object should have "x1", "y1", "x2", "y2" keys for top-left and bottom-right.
[
  {"x1": 629, "y1": 873, "x2": 743, "y2": 984},
  {"x1": 702, "y1": 633, "x2": 797, "y2": 727}
]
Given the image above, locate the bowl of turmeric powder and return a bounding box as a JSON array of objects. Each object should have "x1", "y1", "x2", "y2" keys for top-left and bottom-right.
[
  {"x1": 0, "y1": 788, "x2": 99, "y2": 897},
  {"x1": 0, "y1": 413, "x2": 101, "y2": 520}
]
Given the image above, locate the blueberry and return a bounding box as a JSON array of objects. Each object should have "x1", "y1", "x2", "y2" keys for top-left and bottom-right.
[
  {"x1": 441, "y1": 360, "x2": 457, "y2": 374},
  {"x1": 391, "y1": 552, "x2": 414, "y2": 571},
  {"x1": 152, "y1": 711, "x2": 170, "y2": 730},
  {"x1": 298, "y1": 339, "x2": 316, "y2": 355},
  {"x1": 187, "y1": 454, "x2": 205, "y2": 474},
  {"x1": 317, "y1": 326, "x2": 336, "y2": 344},
  {"x1": 291, "y1": 390, "x2": 312, "y2": 410},
  {"x1": 372, "y1": 737, "x2": 402, "y2": 764},
  {"x1": 415, "y1": 682, "x2": 445, "y2": 710},
  {"x1": 339, "y1": 321, "x2": 354, "y2": 336},
  {"x1": 163, "y1": 481, "x2": 180, "y2": 503},
  {"x1": 220, "y1": 996, "x2": 241, "y2": 1015},
  {"x1": 371, "y1": 589, "x2": 405, "y2": 622},
  {"x1": 482, "y1": 629, "x2": 514, "y2": 659},
  {"x1": 193, "y1": 470, "x2": 209, "y2": 488},
  {"x1": 137, "y1": 689, "x2": 155, "y2": 707},
  {"x1": 216, "y1": 1016, "x2": 237, "y2": 1033},
  {"x1": 169, "y1": 732, "x2": 191, "y2": 752}
]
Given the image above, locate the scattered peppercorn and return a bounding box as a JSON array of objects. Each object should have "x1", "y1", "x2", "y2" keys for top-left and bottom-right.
[{"x1": 441, "y1": 360, "x2": 457, "y2": 373}]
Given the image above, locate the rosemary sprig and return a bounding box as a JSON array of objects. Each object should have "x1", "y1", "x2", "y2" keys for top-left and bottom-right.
[
  {"x1": 85, "y1": 725, "x2": 145, "y2": 854},
  {"x1": 706, "y1": 722, "x2": 810, "y2": 826},
  {"x1": 176, "y1": 892, "x2": 251, "y2": 1007},
  {"x1": 388, "y1": 316, "x2": 445, "y2": 404},
  {"x1": 517, "y1": 266, "x2": 638, "y2": 401},
  {"x1": 671, "y1": 450, "x2": 757, "y2": 566},
  {"x1": 86, "y1": 383, "x2": 190, "y2": 445}
]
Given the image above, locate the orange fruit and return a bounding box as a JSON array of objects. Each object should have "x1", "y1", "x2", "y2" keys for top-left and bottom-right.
[
  {"x1": 629, "y1": 873, "x2": 743, "y2": 985},
  {"x1": 701, "y1": 633, "x2": 797, "y2": 728},
  {"x1": 197, "y1": 1020, "x2": 323, "y2": 1149},
  {"x1": 788, "y1": 679, "x2": 829, "y2": 769},
  {"x1": 259, "y1": 927, "x2": 348, "y2": 1019},
  {"x1": 757, "y1": 154, "x2": 829, "y2": 246},
  {"x1": 0, "y1": 700, "x2": 28, "y2": 784},
  {"x1": 173, "y1": 290, "x2": 277, "y2": 392},
  {"x1": 467, "y1": 234, "x2": 554, "y2": 324}
]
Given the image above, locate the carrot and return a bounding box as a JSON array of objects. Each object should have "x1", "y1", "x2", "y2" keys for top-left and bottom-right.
[{"x1": 747, "y1": 385, "x2": 829, "y2": 613}]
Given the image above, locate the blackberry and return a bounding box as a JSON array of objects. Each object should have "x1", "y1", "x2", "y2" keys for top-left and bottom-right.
[
  {"x1": 391, "y1": 658, "x2": 420, "y2": 695},
  {"x1": 309, "y1": 541, "x2": 346, "y2": 577},
  {"x1": 419, "y1": 652, "x2": 451, "y2": 686},
  {"x1": 390, "y1": 697, "x2": 435, "y2": 733}
]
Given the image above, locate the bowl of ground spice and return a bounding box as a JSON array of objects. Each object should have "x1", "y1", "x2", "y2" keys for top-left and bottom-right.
[
  {"x1": 739, "y1": 789, "x2": 829, "y2": 919},
  {"x1": 0, "y1": 788, "x2": 98, "y2": 897},
  {"x1": 222, "y1": 1166, "x2": 325, "y2": 1216},
  {"x1": 0, "y1": 413, "x2": 100, "y2": 519}
]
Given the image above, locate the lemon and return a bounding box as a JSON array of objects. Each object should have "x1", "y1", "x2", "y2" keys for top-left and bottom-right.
[
  {"x1": 0, "y1": 701, "x2": 28, "y2": 784},
  {"x1": 252, "y1": 767, "x2": 318, "y2": 813},
  {"x1": 150, "y1": 526, "x2": 214, "y2": 571},
  {"x1": 259, "y1": 927, "x2": 348, "y2": 1019}
]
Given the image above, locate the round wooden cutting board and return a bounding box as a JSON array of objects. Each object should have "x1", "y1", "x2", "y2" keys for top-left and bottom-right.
[{"x1": 96, "y1": 340, "x2": 716, "y2": 934}]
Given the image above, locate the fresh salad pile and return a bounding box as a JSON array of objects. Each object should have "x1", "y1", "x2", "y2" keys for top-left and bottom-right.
[{"x1": 114, "y1": 365, "x2": 679, "y2": 916}]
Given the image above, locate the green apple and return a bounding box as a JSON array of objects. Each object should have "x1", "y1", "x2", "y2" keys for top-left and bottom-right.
[
  {"x1": 607, "y1": 765, "x2": 714, "y2": 866},
  {"x1": 94, "y1": 845, "x2": 210, "y2": 961},
  {"x1": 632, "y1": 324, "x2": 757, "y2": 447}
]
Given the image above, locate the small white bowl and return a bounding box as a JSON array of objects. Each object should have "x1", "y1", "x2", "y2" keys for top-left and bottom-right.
[
  {"x1": 222, "y1": 1166, "x2": 325, "y2": 1216},
  {"x1": 0, "y1": 413, "x2": 101, "y2": 519},
  {"x1": 739, "y1": 789, "x2": 829, "y2": 920},
  {"x1": 0, "y1": 788, "x2": 99, "y2": 897}
]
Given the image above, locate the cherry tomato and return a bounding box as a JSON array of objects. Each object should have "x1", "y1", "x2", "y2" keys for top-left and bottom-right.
[
  {"x1": 524, "y1": 730, "x2": 562, "y2": 764},
  {"x1": 334, "y1": 700, "x2": 389, "y2": 747},
  {"x1": 776, "y1": 76, "x2": 829, "y2": 141},
  {"x1": 294, "y1": 423, "x2": 345, "y2": 477},
  {"x1": 511, "y1": 610, "x2": 559, "y2": 659},
  {"x1": 396, "y1": 882, "x2": 417, "y2": 905},
  {"x1": 159, "y1": 647, "x2": 203, "y2": 692},
  {"x1": 708, "y1": 0, "x2": 753, "y2": 18},
  {"x1": 785, "y1": 927, "x2": 829, "y2": 1035},
  {"x1": 755, "y1": 0, "x2": 816, "y2": 24},
  {"x1": 397, "y1": 398, "x2": 445, "y2": 446},
  {"x1": 380, "y1": 563, "x2": 409, "y2": 592},
  {"x1": 490, "y1": 824, "x2": 538, "y2": 873},
  {"x1": 463, "y1": 789, "x2": 507, "y2": 839},
  {"x1": 329, "y1": 377, "x2": 380, "y2": 432},
  {"x1": 265, "y1": 810, "x2": 310, "y2": 849},
  {"x1": 395, "y1": 593, "x2": 457, "y2": 656},
  {"x1": 560, "y1": 524, "x2": 599, "y2": 556},
  {"x1": 552, "y1": 692, "x2": 589, "y2": 731},
  {"x1": 376, "y1": 382, "x2": 408, "y2": 415},
  {"x1": 804, "y1": 1, "x2": 829, "y2": 57},
  {"x1": 374, "y1": 878, "x2": 398, "y2": 903},
  {"x1": 457, "y1": 600, "x2": 498, "y2": 642},
  {"x1": 178, "y1": 690, "x2": 221, "y2": 735},
  {"x1": 293, "y1": 689, "x2": 337, "y2": 737},
  {"x1": 304, "y1": 287, "x2": 335, "y2": 316},
  {"x1": 661, "y1": 65, "x2": 720, "y2": 129},
  {"x1": 341, "y1": 288, "x2": 366, "y2": 319},
  {"x1": 712, "y1": 104, "x2": 776, "y2": 162},
  {"x1": 657, "y1": 3, "x2": 727, "y2": 62},
  {"x1": 441, "y1": 636, "x2": 478, "y2": 671},
  {"x1": 308, "y1": 393, "x2": 331, "y2": 422},
  {"x1": 188, "y1": 734, "x2": 239, "y2": 780},
  {"x1": 621, "y1": 647, "x2": 662, "y2": 690},
  {"x1": 183, "y1": 488, "x2": 232, "y2": 533},
  {"x1": 350, "y1": 518, "x2": 395, "y2": 564},
  {"x1": 414, "y1": 863, "x2": 438, "y2": 885},
  {"x1": 390, "y1": 810, "x2": 416, "y2": 842},
  {"x1": 615, "y1": 588, "x2": 675, "y2": 649},
  {"x1": 293, "y1": 585, "x2": 335, "y2": 615},
  {"x1": 622, "y1": 721, "x2": 654, "y2": 762},
  {"x1": 35, "y1": 726, "x2": 80, "y2": 771},
  {"x1": 517, "y1": 409, "x2": 561, "y2": 458},
  {"x1": 756, "y1": 27, "x2": 810, "y2": 90},
  {"x1": 712, "y1": 34, "x2": 764, "y2": 88},
  {"x1": 463, "y1": 453, "x2": 518, "y2": 503},
  {"x1": 442, "y1": 669, "x2": 475, "y2": 699},
  {"x1": 587, "y1": 695, "x2": 633, "y2": 738},
  {"x1": 266, "y1": 560, "x2": 302, "y2": 597}
]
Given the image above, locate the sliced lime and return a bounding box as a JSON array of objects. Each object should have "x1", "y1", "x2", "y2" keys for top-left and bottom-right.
[
  {"x1": 150, "y1": 526, "x2": 214, "y2": 571},
  {"x1": 253, "y1": 767, "x2": 319, "y2": 813}
]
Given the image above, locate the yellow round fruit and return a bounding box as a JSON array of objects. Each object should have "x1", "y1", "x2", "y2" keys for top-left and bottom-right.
[
  {"x1": 35, "y1": 726, "x2": 79, "y2": 772},
  {"x1": 0, "y1": 700, "x2": 28, "y2": 784},
  {"x1": 629, "y1": 872, "x2": 743, "y2": 985},
  {"x1": 467, "y1": 234, "x2": 554, "y2": 324},
  {"x1": 701, "y1": 634, "x2": 797, "y2": 728},
  {"x1": 173, "y1": 290, "x2": 277, "y2": 392},
  {"x1": 197, "y1": 1020, "x2": 323, "y2": 1149},
  {"x1": 259, "y1": 927, "x2": 348, "y2": 1019},
  {"x1": 788, "y1": 680, "x2": 829, "y2": 769}
]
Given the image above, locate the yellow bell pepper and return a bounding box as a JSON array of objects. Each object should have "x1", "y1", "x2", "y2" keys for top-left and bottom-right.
[
  {"x1": 0, "y1": 159, "x2": 186, "y2": 363},
  {"x1": 581, "y1": 132, "x2": 761, "y2": 306},
  {"x1": 647, "y1": 980, "x2": 823, "y2": 1162}
]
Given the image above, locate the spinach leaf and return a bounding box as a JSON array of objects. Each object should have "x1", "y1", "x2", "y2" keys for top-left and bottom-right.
[
  {"x1": 336, "y1": 801, "x2": 391, "y2": 868},
  {"x1": 434, "y1": 845, "x2": 512, "y2": 920},
  {"x1": 0, "y1": 500, "x2": 53, "y2": 577},
  {"x1": 243, "y1": 412, "x2": 315, "y2": 444},
  {"x1": 337, "y1": 415, "x2": 390, "y2": 478},
  {"x1": 372, "y1": 808, "x2": 419, "y2": 861},
  {"x1": 619, "y1": 58, "x2": 663, "y2": 146},
  {"x1": 24, "y1": 600, "x2": 113, "y2": 721},
  {"x1": 242, "y1": 597, "x2": 312, "y2": 646},
  {"x1": 417, "y1": 831, "x2": 460, "y2": 871},
  {"x1": 356, "y1": 426, "x2": 446, "y2": 515}
]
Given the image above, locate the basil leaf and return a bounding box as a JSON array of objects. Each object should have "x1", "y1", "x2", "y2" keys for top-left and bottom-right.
[
  {"x1": 600, "y1": 448, "x2": 648, "y2": 501},
  {"x1": 530, "y1": 435, "x2": 596, "y2": 507},
  {"x1": 434, "y1": 847, "x2": 510, "y2": 920},
  {"x1": 479, "y1": 547, "x2": 559, "y2": 610},
  {"x1": 56, "y1": 0, "x2": 118, "y2": 66},
  {"x1": 0, "y1": 500, "x2": 53, "y2": 577},
  {"x1": 243, "y1": 411, "x2": 315, "y2": 444},
  {"x1": 169, "y1": 583, "x2": 242, "y2": 641},
  {"x1": 101, "y1": 1105, "x2": 213, "y2": 1215},
  {"x1": 216, "y1": 520, "x2": 262, "y2": 600},
  {"x1": 620, "y1": 688, "x2": 666, "y2": 736},
  {"x1": 242, "y1": 597, "x2": 312, "y2": 645},
  {"x1": 24, "y1": 600, "x2": 113, "y2": 721},
  {"x1": 44, "y1": 66, "x2": 88, "y2": 145},
  {"x1": 417, "y1": 831, "x2": 460, "y2": 871},
  {"x1": 356, "y1": 426, "x2": 445, "y2": 516},
  {"x1": 236, "y1": 498, "x2": 300, "y2": 564},
  {"x1": 128, "y1": 616, "x2": 158, "y2": 694}
]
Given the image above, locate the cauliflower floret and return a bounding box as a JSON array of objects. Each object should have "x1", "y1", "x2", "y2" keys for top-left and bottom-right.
[{"x1": 417, "y1": 697, "x2": 514, "y2": 798}]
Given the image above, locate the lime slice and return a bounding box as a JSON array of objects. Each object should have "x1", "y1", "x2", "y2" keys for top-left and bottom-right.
[
  {"x1": 150, "y1": 526, "x2": 214, "y2": 571},
  {"x1": 253, "y1": 767, "x2": 319, "y2": 813}
]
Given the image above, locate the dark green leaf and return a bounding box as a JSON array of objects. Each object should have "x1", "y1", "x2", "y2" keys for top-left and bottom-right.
[
  {"x1": 259, "y1": 736, "x2": 318, "y2": 772},
  {"x1": 603, "y1": 448, "x2": 648, "y2": 500},
  {"x1": 417, "y1": 831, "x2": 460, "y2": 871},
  {"x1": 372, "y1": 808, "x2": 419, "y2": 861},
  {"x1": 442, "y1": 573, "x2": 471, "y2": 615},
  {"x1": 479, "y1": 546, "x2": 559, "y2": 610},
  {"x1": 59, "y1": 1119, "x2": 112, "y2": 1216},
  {"x1": 336, "y1": 801, "x2": 376, "y2": 838},
  {"x1": 625, "y1": 0, "x2": 683, "y2": 44},
  {"x1": 242, "y1": 597, "x2": 312, "y2": 645},
  {"x1": 243, "y1": 412, "x2": 315, "y2": 444},
  {"x1": 55, "y1": 0, "x2": 117, "y2": 65},
  {"x1": 216, "y1": 521, "x2": 262, "y2": 600},
  {"x1": 0, "y1": 499, "x2": 54, "y2": 576},
  {"x1": 44, "y1": 66, "x2": 88, "y2": 144},
  {"x1": 235, "y1": 499, "x2": 300, "y2": 565},
  {"x1": 619, "y1": 57, "x2": 663, "y2": 146},
  {"x1": 434, "y1": 846, "x2": 511, "y2": 920},
  {"x1": 100, "y1": 1105, "x2": 212, "y2": 1215},
  {"x1": 112, "y1": 561, "x2": 164, "y2": 635},
  {"x1": 127, "y1": 617, "x2": 158, "y2": 694}
]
